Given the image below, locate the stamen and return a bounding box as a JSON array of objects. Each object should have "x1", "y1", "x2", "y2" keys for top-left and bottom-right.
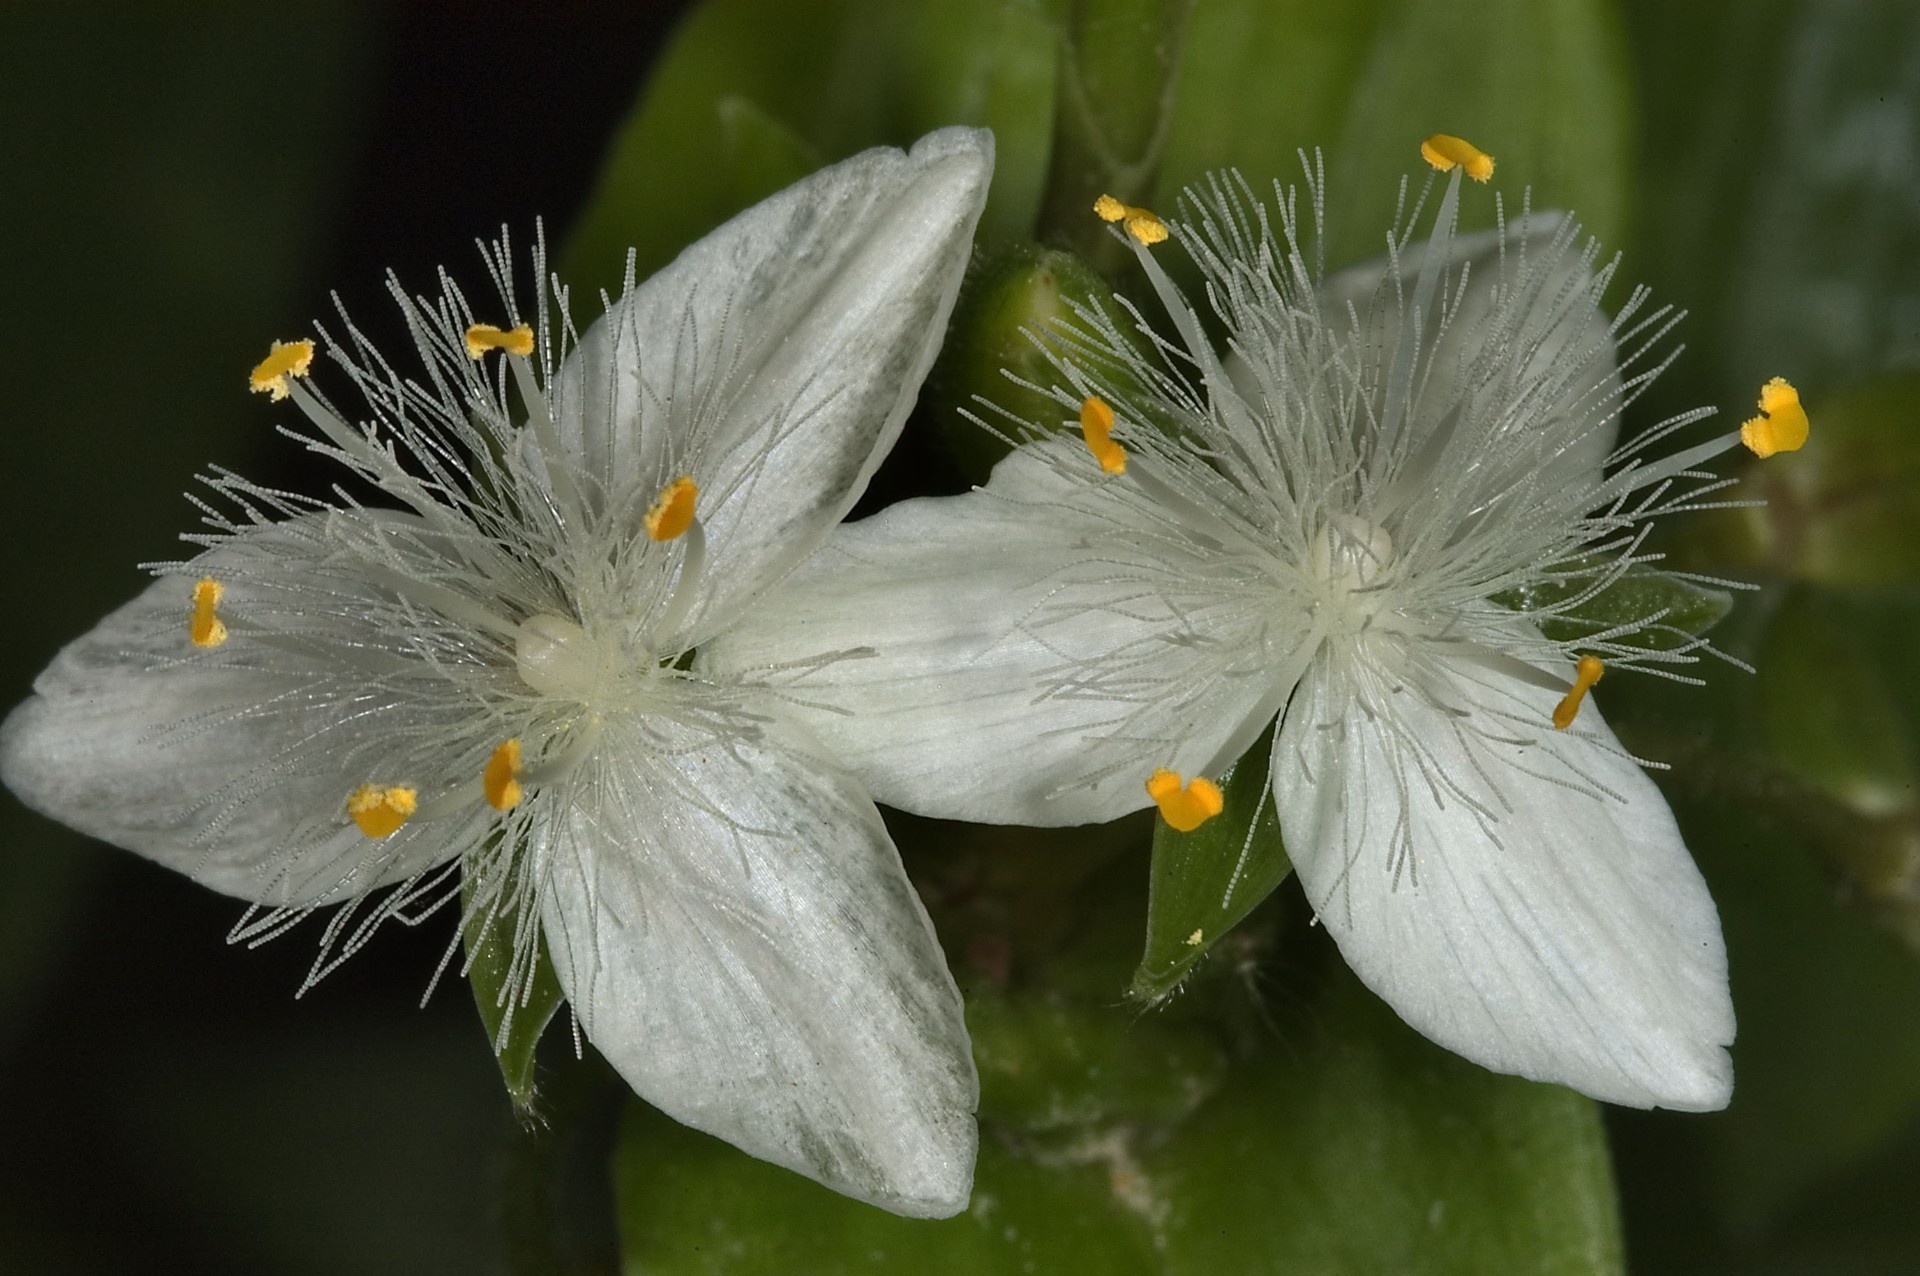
[
  {"x1": 483, "y1": 739, "x2": 524, "y2": 811},
  {"x1": 189, "y1": 577, "x2": 228, "y2": 649},
  {"x1": 248, "y1": 339, "x2": 316, "y2": 401},
  {"x1": 1420, "y1": 134, "x2": 1495, "y2": 182},
  {"x1": 1080, "y1": 395, "x2": 1128, "y2": 475},
  {"x1": 1093, "y1": 193, "x2": 1169, "y2": 245},
  {"x1": 1552, "y1": 656, "x2": 1606, "y2": 730},
  {"x1": 346, "y1": 784, "x2": 418, "y2": 838},
  {"x1": 644, "y1": 476, "x2": 699, "y2": 542},
  {"x1": 1146, "y1": 768, "x2": 1225, "y2": 832},
  {"x1": 464, "y1": 323, "x2": 536, "y2": 359},
  {"x1": 1739, "y1": 376, "x2": 1809, "y2": 458}
]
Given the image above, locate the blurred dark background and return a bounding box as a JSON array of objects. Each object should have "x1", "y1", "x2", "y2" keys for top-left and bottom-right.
[{"x1": 0, "y1": 4, "x2": 688, "y2": 1270}]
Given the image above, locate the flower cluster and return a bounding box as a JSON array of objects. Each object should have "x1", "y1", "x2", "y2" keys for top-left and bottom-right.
[{"x1": 2, "y1": 125, "x2": 1797, "y2": 1216}]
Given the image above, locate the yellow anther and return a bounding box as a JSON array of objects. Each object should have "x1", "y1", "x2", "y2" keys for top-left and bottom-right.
[
  {"x1": 1739, "y1": 376, "x2": 1810, "y2": 458},
  {"x1": 464, "y1": 323, "x2": 535, "y2": 359},
  {"x1": 1184, "y1": 928, "x2": 1204, "y2": 947},
  {"x1": 1080, "y1": 395, "x2": 1128, "y2": 475},
  {"x1": 346, "y1": 784, "x2": 418, "y2": 838},
  {"x1": 1093, "y1": 193, "x2": 1169, "y2": 245},
  {"x1": 644, "y1": 476, "x2": 699, "y2": 542},
  {"x1": 1552, "y1": 655, "x2": 1606, "y2": 730},
  {"x1": 249, "y1": 339, "x2": 316, "y2": 401},
  {"x1": 189, "y1": 577, "x2": 228, "y2": 649},
  {"x1": 484, "y1": 739, "x2": 524, "y2": 812},
  {"x1": 1146, "y1": 768, "x2": 1225, "y2": 833},
  {"x1": 1420, "y1": 134, "x2": 1495, "y2": 183}
]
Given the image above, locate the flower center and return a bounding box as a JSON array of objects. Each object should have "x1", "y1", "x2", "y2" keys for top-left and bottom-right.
[
  {"x1": 1305, "y1": 513, "x2": 1397, "y2": 634},
  {"x1": 514, "y1": 613, "x2": 605, "y2": 699}
]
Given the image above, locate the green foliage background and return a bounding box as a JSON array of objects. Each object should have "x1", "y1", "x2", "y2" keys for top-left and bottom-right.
[{"x1": 2, "y1": 1, "x2": 1917, "y2": 1273}]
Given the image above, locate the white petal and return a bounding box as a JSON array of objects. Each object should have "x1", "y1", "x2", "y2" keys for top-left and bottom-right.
[
  {"x1": 539, "y1": 703, "x2": 976, "y2": 1216},
  {"x1": 0, "y1": 529, "x2": 482, "y2": 908},
  {"x1": 701, "y1": 441, "x2": 1287, "y2": 825},
  {"x1": 1319, "y1": 211, "x2": 1621, "y2": 492},
  {"x1": 549, "y1": 127, "x2": 994, "y2": 631},
  {"x1": 1273, "y1": 647, "x2": 1734, "y2": 1110}
]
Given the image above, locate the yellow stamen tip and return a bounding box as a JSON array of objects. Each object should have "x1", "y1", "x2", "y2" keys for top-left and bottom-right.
[
  {"x1": 464, "y1": 323, "x2": 535, "y2": 359},
  {"x1": 644, "y1": 476, "x2": 699, "y2": 542},
  {"x1": 1420, "y1": 134, "x2": 1495, "y2": 182},
  {"x1": 1146, "y1": 768, "x2": 1225, "y2": 833},
  {"x1": 1184, "y1": 928, "x2": 1204, "y2": 947},
  {"x1": 190, "y1": 577, "x2": 228, "y2": 649},
  {"x1": 249, "y1": 339, "x2": 316, "y2": 401},
  {"x1": 1093, "y1": 193, "x2": 1169, "y2": 245},
  {"x1": 1552, "y1": 655, "x2": 1606, "y2": 730},
  {"x1": 484, "y1": 739, "x2": 524, "y2": 812},
  {"x1": 1079, "y1": 395, "x2": 1128, "y2": 475},
  {"x1": 1739, "y1": 376, "x2": 1809, "y2": 458},
  {"x1": 347, "y1": 783, "x2": 418, "y2": 838}
]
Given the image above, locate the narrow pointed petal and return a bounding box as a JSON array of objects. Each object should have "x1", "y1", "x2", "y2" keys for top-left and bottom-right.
[
  {"x1": 0, "y1": 527, "x2": 486, "y2": 907},
  {"x1": 1273, "y1": 648, "x2": 1734, "y2": 1110},
  {"x1": 550, "y1": 128, "x2": 994, "y2": 631},
  {"x1": 700, "y1": 443, "x2": 1287, "y2": 826},
  {"x1": 539, "y1": 706, "x2": 977, "y2": 1216}
]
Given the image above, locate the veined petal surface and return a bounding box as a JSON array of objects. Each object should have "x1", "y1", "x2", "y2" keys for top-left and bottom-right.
[
  {"x1": 1272, "y1": 645, "x2": 1735, "y2": 1110},
  {"x1": 0, "y1": 516, "x2": 493, "y2": 907},
  {"x1": 549, "y1": 127, "x2": 994, "y2": 634},
  {"x1": 701, "y1": 442, "x2": 1288, "y2": 826},
  {"x1": 538, "y1": 706, "x2": 976, "y2": 1216}
]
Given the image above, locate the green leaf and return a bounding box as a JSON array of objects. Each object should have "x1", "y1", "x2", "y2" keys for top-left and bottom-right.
[
  {"x1": 611, "y1": 953, "x2": 1624, "y2": 1275},
  {"x1": 562, "y1": 0, "x2": 1059, "y2": 299},
  {"x1": 1037, "y1": 0, "x2": 1198, "y2": 266},
  {"x1": 1758, "y1": 588, "x2": 1918, "y2": 819},
  {"x1": 1689, "y1": 374, "x2": 1920, "y2": 589},
  {"x1": 1491, "y1": 563, "x2": 1734, "y2": 654},
  {"x1": 715, "y1": 95, "x2": 824, "y2": 209},
  {"x1": 1132, "y1": 727, "x2": 1291, "y2": 1002},
  {"x1": 1159, "y1": 0, "x2": 1633, "y2": 272},
  {"x1": 464, "y1": 873, "x2": 567, "y2": 1115}
]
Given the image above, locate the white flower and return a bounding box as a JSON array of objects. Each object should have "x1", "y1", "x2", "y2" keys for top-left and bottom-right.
[
  {"x1": 0, "y1": 128, "x2": 994, "y2": 1215},
  {"x1": 702, "y1": 141, "x2": 1792, "y2": 1111}
]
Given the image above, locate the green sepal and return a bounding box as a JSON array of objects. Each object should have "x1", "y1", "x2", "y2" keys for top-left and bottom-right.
[
  {"x1": 1492, "y1": 563, "x2": 1733, "y2": 653},
  {"x1": 1131, "y1": 726, "x2": 1291, "y2": 1003},
  {"x1": 464, "y1": 869, "x2": 567, "y2": 1116},
  {"x1": 932, "y1": 240, "x2": 1126, "y2": 481}
]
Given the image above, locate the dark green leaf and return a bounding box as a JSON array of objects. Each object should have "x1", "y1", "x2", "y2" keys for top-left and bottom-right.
[
  {"x1": 1159, "y1": 0, "x2": 1632, "y2": 272},
  {"x1": 562, "y1": 0, "x2": 1059, "y2": 299},
  {"x1": 1132, "y1": 727, "x2": 1291, "y2": 1002},
  {"x1": 465, "y1": 873, "x2": 567, "y2": 1115},
  {"x1": 1492, "y1": 564, "x2": 1734, "y2": 654}
]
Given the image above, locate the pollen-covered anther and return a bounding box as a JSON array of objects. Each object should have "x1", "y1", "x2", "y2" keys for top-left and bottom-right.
[
  {"x1": 1552, "y1": 656, "x2": 1606, "y2": 730},
  {"x1": 1420, "y1": 134, "x2": 1495, "y2": 182},
  {"x1": 1080, "y1": 395, "x2": 1128, "y2": 475},
  {"x1": 1739, "y1": 377, "x2": 1809, "y2": 458},
  {"x1": 463, "y1": 323, "x2": 535, "y2": 359},
  {"x1": 1146, "y1": 768, "x2": 1225, "y2": 833},
  {"x1": 189, "y1": 577, "x2": 228, "y2": 649},
  {"x1": 346, "y1": 783, "x2": 418, "y2": 838},
  {"x1": 248, "y1": 339, "x2": 316, "y2": 401},
  {"x1": 1093, "y1": 193, "x2": 1169, "y2": 245},
  {"x1": 484, "y1": 739, "x2": 524, "y2": 812},
  {"x1": 645, "y1": 476, "x2": 699, "y2": 542}
]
